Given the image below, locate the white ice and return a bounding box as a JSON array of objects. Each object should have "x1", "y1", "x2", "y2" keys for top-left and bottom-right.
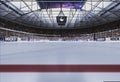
[
  {"x1": 0, "y1": 41, "x2": 120, "y2": 64},
  {"x1": 0, "y1": 41, "x2": 120, "y2": 82}
]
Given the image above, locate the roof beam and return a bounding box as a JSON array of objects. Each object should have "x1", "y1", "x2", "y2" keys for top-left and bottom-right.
[{"x1": 0, "y1": 1, "x2": 22, "y2": 16}]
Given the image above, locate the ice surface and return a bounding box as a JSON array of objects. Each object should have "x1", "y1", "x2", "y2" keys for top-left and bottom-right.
[
  {"x1": 0, "y1": 41, "x2": 120, "y2": 82},
  {"x1": 1, "y1": 73, "x2": 120, "y2": 82},
  {"x1": 0, "y1": 41, "x2": 120, "y2": 64}
]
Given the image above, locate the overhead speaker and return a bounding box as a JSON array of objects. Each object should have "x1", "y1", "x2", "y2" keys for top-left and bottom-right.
[{"x1": 56, "y1": 16, "x2": 67, "y2": 26}]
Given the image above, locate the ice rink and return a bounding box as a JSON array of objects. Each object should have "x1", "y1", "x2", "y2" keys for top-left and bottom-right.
[
  {"x1": 0, "y1": 41, "x2": 120, "y2": 82},
  {"x1": 1, "y1": 41, "x2": 120, "y2": 64}
]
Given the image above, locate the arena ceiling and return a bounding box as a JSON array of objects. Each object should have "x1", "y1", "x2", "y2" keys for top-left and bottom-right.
[{"x1": 0, "y1": 0, "x2": 120, "y2": 29}]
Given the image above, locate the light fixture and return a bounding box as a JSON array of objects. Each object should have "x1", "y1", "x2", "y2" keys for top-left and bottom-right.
[{"x1": 56, "y1": 3, "x2": 67, "y2": 26}]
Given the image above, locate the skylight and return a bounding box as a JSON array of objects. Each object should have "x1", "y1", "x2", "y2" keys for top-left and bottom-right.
[
  {"x1": 10, "y1": 0, "x2": 40, "y2": 13},
  {"x1": 82, "y1": 1, "x2": 112, "y2": 14}
]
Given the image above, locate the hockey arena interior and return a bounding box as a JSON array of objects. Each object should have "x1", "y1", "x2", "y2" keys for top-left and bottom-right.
[
  {"x1": 0, "y1": 0, "x2": 120, "y2": 42},
  {"x1": 0, "y1": 0, "x2": 120, "y2": 82}
]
